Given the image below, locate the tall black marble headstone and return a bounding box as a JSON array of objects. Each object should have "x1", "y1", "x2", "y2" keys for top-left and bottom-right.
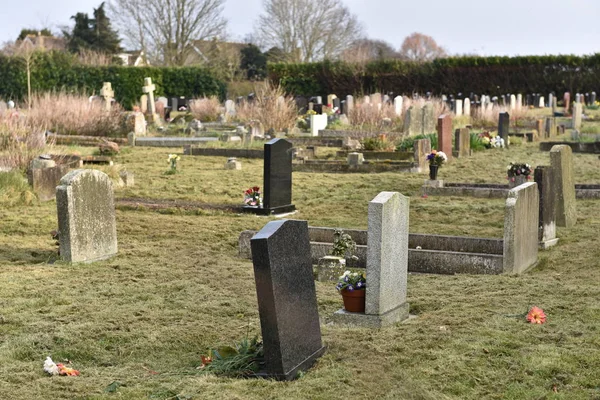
[
  {"x1": 250, "y1": 220, "x2": 325, "y2": 380},
  {"x1": 498, "y1": 112, "x2": 510, "y2": 143},
  {"x1": 244, "y1": 138, "x2": 296, "y2": 215}
]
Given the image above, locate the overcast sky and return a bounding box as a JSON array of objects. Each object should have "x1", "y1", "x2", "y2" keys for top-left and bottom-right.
[{"x1": 2, "y1": 0, "x2": 599, "y2": 56}]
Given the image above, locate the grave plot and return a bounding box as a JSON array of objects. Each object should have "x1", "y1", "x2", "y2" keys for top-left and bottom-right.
[{"x1": 240, "y1": 183, "x2": 539, "y2": 275}]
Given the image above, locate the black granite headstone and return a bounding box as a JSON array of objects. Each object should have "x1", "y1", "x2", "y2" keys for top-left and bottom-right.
[
  {"x1": 250, "y1": 219, "x2": 325, "y2": 380},
  {"x1": 313, "y1": 104, "x2": 323, "y2": 114},
  {"x1": 498, "y1": 112, "x2": 510, "y2": 143},
  {"x1": 332, "y1": 97, "x2": 341, "y2": 110},
  {"x1": 244, "y1": 138, "x2": 295, "y2": 215},
  {"x1": 534, "y1": 166, "x2": 557, "y2": 243}
]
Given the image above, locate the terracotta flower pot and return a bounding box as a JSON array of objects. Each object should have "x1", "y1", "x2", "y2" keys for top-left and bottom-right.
[{"x1": 341, "y1": 288, "x2": 365, "y2": 313}]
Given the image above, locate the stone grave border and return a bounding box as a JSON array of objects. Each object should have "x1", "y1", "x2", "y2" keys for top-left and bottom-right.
[
  {"x1": 422, "y1": 182, "x2": 600, "y2": 200},
  {"x1": 539, "y1": 141, "x2": 600, "y2": 153}
]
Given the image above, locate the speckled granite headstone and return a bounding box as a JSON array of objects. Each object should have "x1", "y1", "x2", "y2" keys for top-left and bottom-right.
[
  {"x1": 250, "y1": 219, "x2": 325, "y2": 380},
  {"x1": 56, "y1": 169, "x2": 117, "y2": 263},
  {"x1": 503, "y1": 182, "x2": 539, "y2": 273},
  {"x1": 550, "y1": 145, "x2": 576, "y2": 228},
  {"x1": 333, "y1": 192, "x2": 410, "y2": 328}
]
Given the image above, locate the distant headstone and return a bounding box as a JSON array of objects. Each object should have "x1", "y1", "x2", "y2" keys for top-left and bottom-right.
[
  {"x1": 498, "y1": 112, "x2": 510, "y2": 142},
  {"x1": 503, "y1": 182, "x2": 539, "y2": 274},
  {"x1": 100, "y1": 82, "x2": 114, "y2": 112},
  {"x1": 535, "y1": 119, "x2": 544, "y2": 140},
  {"x1": 414, "y1": 138, "x2": 431, "y2": 172},
  {"x1": 403, "y1": 106, "x2": 421, "y2": 136},
  {"x1": 509, "y1": 94, "x2": 516, "y2": 111},
  {"x1": 455, "y1": 99, "x2": 463, "y2": 116},
  {"x1": 157, "y1": 96, "x2": 168, "y2": 109},
  {"x1": 225, "y1": 157, "x2": 242, "y2": 170},
  {"x1": 564, "y1": 92, "x2": 570, "y2": 112},
  {"x1": 345, "y1": 95, "x2": 354, "y2": 114},
  {"x1": 370, "y1": 93, "x2": 382, "y2": 105},
  {"x1": 437, "y1": 114, "x2": 453, "y2": 161},
  {"x1": 332, "y1": 97, "x2": 341, "y2": 110},
  {"x1": 140, "y1": 95, "x2": 148, "y2": 113},
  {"x1": 310, "y1": 114, "x2": 328, "y2": 137},
  {"x1": 534, "y1": 166, "x2": 558, "y2": 249},
  {"x1": 393, "y1": 96, "x2": 403, "y2": 115},
  {"x1": 155, "y1": 101, "x2": 165, "y2": 119},
  {"x1": 250, "y1": 219, "x2": 325, "y2": 379},
  {"x1": 550, "y1": 145, "x2": 576, "y2": 228},
  {"x1": 539, "y1": 96, "x2": 545, "y2": 108},
  {"x1": 326, "y1": 94, "x2": 337, "y2": 107},
  {"x1": 244, "y1": 139, "x2": 295, "y2": 215},
  {"x1": 552, "y1": 96, "x2": 558, "y2": 114},
  {"x1": 347, "y1": 152, "x2": 364, "y2": 166},
  {"x1": 545, "y1": 117, "x2": 556, "y2": 138},
  {"x1": 225, "y1": 99, "x2": 236, "y2": 118},
  {"x1": 28, "y1": 156, "x2": 70, "y2": 202},
  {"x1": 591, "y1": 91, "x2": 597, "y2": 105},
  {"x1": 463, "y1": 98, "x2": 471, "y2": 116},
  {"x1": 7, "y1": 100, "x2": 15, "y2": 109},
  {"x1": 142, "y1": 77, "x2": 159, "y2": 123},
  {"x1": 572, "y1": 102, "x2": 583, "y2": 130},
  {"x1": 56, "y1": 169, "x2": 118, "y2": 263},
  {"x1": 333, "y1": 192, "x2": 410, "y2": 327},
  {"x1": 516, "y1": 94, "x2": 522, "y2": 110},
  {"x1": 454, "y1": 128, "x2": 470, "y2": 158},
  {"x1": 422, "y1": 103, "x2": 436, "y2": 134},
  {"x1": 171, "y1": 97, "x2": 179, "y2": 111}
]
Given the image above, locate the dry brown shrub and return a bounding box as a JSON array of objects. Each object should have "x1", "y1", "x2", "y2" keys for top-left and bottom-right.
[
  {"x1": 471, "y1": 104, "x2": 533, "y2": 129},
  {"x1": 348, "y1": 102, "x2": 401, "y2": 132},
  {"x1": 189, "y1": 96, "x2": 223, "y2": 122},
  {"x1": 0, "y1": 109, "x2": 48, "y2": 171},
  {"x1": 235, "y1": 83, "x2": 298, "y2": 133},
  {"x1": 27, "y1": 91, "x2": 124, "y2": 137}
]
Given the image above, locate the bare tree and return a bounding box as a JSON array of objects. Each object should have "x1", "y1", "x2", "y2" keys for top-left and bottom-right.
[
  {"x1": 256, "y1": 0, "x2": 363, "y2": 63},
  {"x1": 341, "y1": 38, "x2": 398, "y2": 63},
  {"x1": 398, "y1": 32, "x2": 446, "y2": 62},
  {"x1": 107, "y1": 0, "x2": 227, "y2": 66}
]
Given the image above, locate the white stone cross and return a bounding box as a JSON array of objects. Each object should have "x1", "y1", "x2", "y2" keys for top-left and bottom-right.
[
  {"x1": 100, "y1": 82, "x2": 114, "y2": 111},
  {"x1": 142, "y1": 77, "x2": 158, "y2": 122}
]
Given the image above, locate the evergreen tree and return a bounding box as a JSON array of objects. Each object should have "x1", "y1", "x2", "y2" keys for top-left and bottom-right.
[
  {"x1": 64, "y1": 2, "x2": 121, "y2": 54},
  {"x1": 240, "y1": 44, "x2": 267, "y2": 80}
]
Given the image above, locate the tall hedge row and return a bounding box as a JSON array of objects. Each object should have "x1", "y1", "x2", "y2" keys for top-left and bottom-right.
[
  {"x1": 268, "y1": 55, "x2": 600, "y2": 97},
  {"x1": 0, "y1": 51, "x2": 226, "y2": 108}
]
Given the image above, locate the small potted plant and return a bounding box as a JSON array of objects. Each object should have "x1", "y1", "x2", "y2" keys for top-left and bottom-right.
[
  {"x1": 507, "y1": 162, "x2": 532, "y2": 188},
  {"x1": 426, "y1": 149, "x2": 448, "y2": 180},
  {"x1": 243, "y1": 186, "x2": 262, "y2": 207},
  {"x1": 317, "y1": 229, "x2": 357, "y2": 282},
  {"x1": 335, "y1": 270, "x2": 366, "y2": 313}
]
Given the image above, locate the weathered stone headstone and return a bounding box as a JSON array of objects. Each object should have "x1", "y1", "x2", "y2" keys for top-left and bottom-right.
[
  {"x1": 539, "y1": 96, "x2": 545, "y2": 108},
  {"x1": 333, "y1": 192, "x2": 410, "y2": 327},
  {"x1": 56, "y1": 169, "x2": 117, "y2": 263},
  {"x1": 503, "y1": 182, "x2": 539, "y2": 274},
  {"x1": 414, "y1": 138, "x2": 431, "y2": 172},
  {"x1": 225, "y1": 99, "x2": 236, "y2": 118},
  {"x1": 370, "y1": 93, "x2": 382, "y2": 105},
  {"x1": 250, "y1": 219, "x2": 325, "y2": 380},
  {"x1": 403, "y1": 106, "x2": 422, "y2": 136},
  {"x1": 225, "y1": 157, "x2": 242, "y2": 170},
  {"x1": 564, "y1": 92, "x2": 570, "y2": 112},
  {"x1": 345, "y1": 95, "x2": 354, "y2": 114},
  {"x1": 545, "y1": 117, "x2": 556, "y2": 138},
  {"x1": 422, "y1": 103, "x2": 436, "y2": 134},
  {"x1": 155, "y1": 101, "x2": 165, "y2": 119},
  {"x1": 516, "y1": 94, "x2": 522, "y2": 111},
  {"x1": 510, "y1": 94, "x2": 516, "y2": 111},
  {"x1": 591, "y1": 91, "x2": 597, "y2": 105},
  {"x1": 140, "y1": 95, "x2": 148, "y2": 113},
  {"x1": 535, "y1": 119, "x2": 544, "y2": 140},
  {"x1": 454, "y1": 128, "x2": 470, "y2": 158},
  {"x1": 327, "y1": 94, "x2": 337, "y2": 107},
  {"x1": 347, "y1": 152, "x2": 364, "y2": 166},
  {"x1": 28, "y1": 156, "x2": 70, "y2": 202},
  {"x1": 550, "y1": 145, "x2": 576, "y2": 228},
  {"x1": 244, "y1": 139, "x2": 295, "y2": 215},
  {"x1": 142, "y1": 77, "x2": 159, "y2": 124},
  {"x1": 572, "y1": 102, "x2": 582, "y2": 130},
  {"x1": 437, "y1": 114, "x2": 452, "y2": 161},
  {"x1": 157, "y1": 96, "x2": 168, "y2": 109},
  {"x1": 100, "y1": 82, "x2": 114, "y2": 112},
  {"x1": 534, "y1": 166, "x2": 558, "y2": 249},
  {"x1": 498, "y1": 112, "x2": 510, "y2": 142},
  {"x1": 119, "y1": 170, "x2": 135, "y2": 187}
]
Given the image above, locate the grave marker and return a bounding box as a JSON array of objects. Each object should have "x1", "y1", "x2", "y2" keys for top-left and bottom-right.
[
  {"x1": 550, "y1": 145, "x2": 576, "y2": 228},
  {"x1": 333, "y1": 192, "x2": 410, "y2": 327},
  {"x1": 142, "y1": 77, "x2": 159, "y2": 123},
  {"x1": 503, "y1": 182, "x2": 539, "y2": 273},
  {"x1": 250, "y1": 219, "x2": 325, "y2": 380},
  {"x1": 56, "y1": 169, "x2": 117, "y2": 263},
  {"x1": 498, "y1": 112, "x2": 510, "y2": 143},
  {"x1": 454, "y1": 128, "x2": 470, "y2": 158},
  {"x1": 572, "y1": 102, "x2": 582, "y2": 130},
  {"x1": 534, "y1": 166, "x2": 558, "y2": 249},
  {"x1": 100, "y1": 82, "x2": 114, "y2": 112},
  {"x1": 437, "y1": 114, "x2": 453, "y2": 161},
  {"x1": 463, "y1": 98, "x2": 470, "y2": 116}
]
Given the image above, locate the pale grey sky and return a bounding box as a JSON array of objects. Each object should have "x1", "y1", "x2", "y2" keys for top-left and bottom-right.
[{"x1": 2, "y1": 0, "x2": 599, "y2": 56}]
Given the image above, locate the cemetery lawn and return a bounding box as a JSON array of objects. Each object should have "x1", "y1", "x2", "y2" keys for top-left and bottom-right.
[{"x1": 1, "y1": 140, "x2": 600, "y2": 399}]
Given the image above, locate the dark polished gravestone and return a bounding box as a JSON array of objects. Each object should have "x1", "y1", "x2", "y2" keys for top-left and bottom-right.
[
  {"x1": 244, "y1": 138, "x2": 296, "y2": 215},
  {"x1": 498, "y1": 112, "x2": 510, "y2": 144},
  {"x1": 250, "y1": 219, "x2": 326, "y2": 380}
]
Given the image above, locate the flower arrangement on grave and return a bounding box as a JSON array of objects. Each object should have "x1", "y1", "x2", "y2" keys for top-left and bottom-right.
[
  {"x1": 336, "y1": 270, "x2": 366, "y2": 292},
  {"x1": 243, "y1": 186, "x2": 262, "y2": 207},
  {"x1": 426, "y1": 150, "x2": 448, "y2": 166},
  {"x1": 199, "y1": 335, "x2": 264, "y2": 377},
  {"x1": 479, "y1": 132, "x2": 505, "y2": 149},
  {"x1": 43, "y1": 357, "x2": 80, "y2": 376},
  {"x1": 166, "y1": 154, "x2": 180, "y2": 174},
  {"x1": 507, "y1": 162, "x2": 532, "y2": 181},
  {"x1": 331, "y1": 229, "x2": 358, "y2": 260}
]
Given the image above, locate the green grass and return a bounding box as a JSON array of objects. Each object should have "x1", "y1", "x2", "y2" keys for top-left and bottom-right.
[{"x1": 1, "y1": 141, "x2": 600, "y2": 399}]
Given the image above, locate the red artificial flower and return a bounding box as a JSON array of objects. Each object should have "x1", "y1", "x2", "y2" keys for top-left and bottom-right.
[
  {"x1": 526, "y1": 306, "x2": 547, "y2": 324},
  {"x1": 57, "y1": 363, "x2": 80, "y2": 376},
  {"x1": 252, "y1": 186, "x2": 260, "y2": 192}
]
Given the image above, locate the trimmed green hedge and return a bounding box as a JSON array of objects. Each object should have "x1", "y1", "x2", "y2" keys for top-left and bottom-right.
[
  {"x1": 268, "y1": 55, "x2": 600, "y2": 97},
  {"x1": 0, "y1": 51, "x2": 226, "y2": 108}
]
